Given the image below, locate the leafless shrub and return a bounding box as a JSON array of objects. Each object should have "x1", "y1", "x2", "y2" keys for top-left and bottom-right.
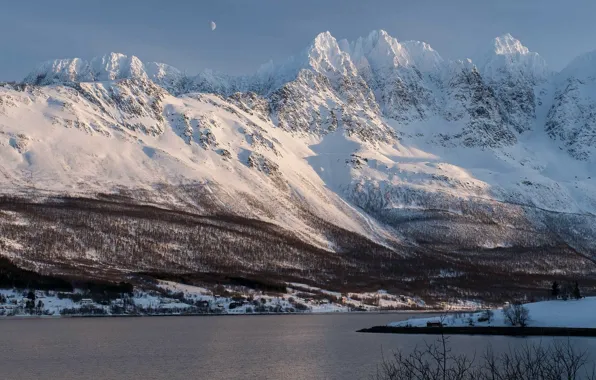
[
  {"x1": 375, "y1": 335, "x2": 476, "y2": 380},
  {"x1": 375, "y1": 337, "x2": 596, "y2": 380},
  {"x1": 503, "y1": 302, "x2": 530, "y2": 327}
]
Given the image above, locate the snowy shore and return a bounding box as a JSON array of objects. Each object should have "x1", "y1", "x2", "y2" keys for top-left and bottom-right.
[
  {"x1": 0, "y1": 281, "x2": 441, "y2": 318},
  {"x1": 388, "y1": 297, "x2": 596, "y2": 329}
]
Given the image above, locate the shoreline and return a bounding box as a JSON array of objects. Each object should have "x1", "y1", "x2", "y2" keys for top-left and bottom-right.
[
  {"x1": 0, "y1": 309, "x2": 446, "y2": 320},
  {"x1": 357, "y1": 325, "x2": 596, "y2": 337}
]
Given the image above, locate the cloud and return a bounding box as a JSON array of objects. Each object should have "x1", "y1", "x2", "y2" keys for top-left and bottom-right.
[{"x1": 210, "y1": 21, "x2": 217, "y2": 31}]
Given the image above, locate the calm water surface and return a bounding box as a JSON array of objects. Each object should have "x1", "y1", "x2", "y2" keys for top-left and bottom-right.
[{"x1": 1, "y1": 313, "x2": 595, "y2": 380}]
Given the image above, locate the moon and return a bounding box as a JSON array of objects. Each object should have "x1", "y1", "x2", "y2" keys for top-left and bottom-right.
[{"x1": 210, "y1": 21, "x2": 217, "y2": 31}]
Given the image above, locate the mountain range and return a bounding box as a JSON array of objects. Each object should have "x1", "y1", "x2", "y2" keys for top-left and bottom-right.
[{"x1": 1, "y1": 30, "x2": 595, "y2": 299}]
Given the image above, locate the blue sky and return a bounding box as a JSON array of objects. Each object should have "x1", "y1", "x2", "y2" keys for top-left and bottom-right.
[{"x1": 2, "y1": 0, "x2": 595, "y2": 81}]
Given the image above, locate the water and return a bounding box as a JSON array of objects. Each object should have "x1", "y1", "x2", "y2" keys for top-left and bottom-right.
[{"x1": 1, "y1": 313, "x2": 595, "y2": 380}]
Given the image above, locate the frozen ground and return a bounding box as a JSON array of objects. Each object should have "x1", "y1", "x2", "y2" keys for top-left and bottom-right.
[{"x1": 389, "y1": 297, "x2": 596, "y2": 328}]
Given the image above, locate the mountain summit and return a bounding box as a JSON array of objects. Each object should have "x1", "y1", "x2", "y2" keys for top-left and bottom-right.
[
  {"x1": 474, "y1": 33, "x2": 550, "y2": 84},
  {"x1": 24, "y1": 52, "x2": 184, "y2": 89}
]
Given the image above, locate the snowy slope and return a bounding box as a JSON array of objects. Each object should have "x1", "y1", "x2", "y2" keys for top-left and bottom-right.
[
  {"x1": 546, "y1": 50, "x2": 596, "y2": 161},
  {"x1": 0, "y1": 81, "x2": 398, "y2": 251},
  {"x1": 389, "y1": 297, "x2": 596, "y2": 328}
]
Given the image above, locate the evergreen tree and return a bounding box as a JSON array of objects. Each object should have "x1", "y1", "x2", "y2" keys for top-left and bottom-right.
[
  {"x1": 25, "y1": 299, "x2": 35, "y2": 312},
  {"x1": 573, "y1": 282, "x2": 581, "y2": 300},
  {"x1": 551, "y1": 281, "x2": 560, "y2": 298}
]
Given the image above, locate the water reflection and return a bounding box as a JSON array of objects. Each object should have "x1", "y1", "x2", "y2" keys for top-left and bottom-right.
[{"x1": 0, "y1": 314, "x2": 594, "y2": 380}]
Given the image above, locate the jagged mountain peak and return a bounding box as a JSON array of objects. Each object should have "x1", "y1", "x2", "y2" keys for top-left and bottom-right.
[
  {"x1": 475, "y1": 33, "x2": 550, "y2": 83},
  {"x1": 244, "y1": 31, "x2": 360, "y2": 94},
  {"x1": 145, "y1": 62, "x2": 183, "y2": 82},
  {"x1": 400, "y1": 40, "x2": 444, "y2": 73},
  {"x1": 308, "y1": 31, "x2": 343, "y2": 60},
  {"x1": 24, "y1": 57, "x2": 87, "y2": 84},
  {"x1": 21, "y1": 31, "x2": 572, "y2": 91},
  {"x1": 92, "y1": 52, "x2": 131, "y2": 65},
  {"x1": 341, "y1": 30, "x2": 444, "y2": 75},
  {"x1": 23, "y1": 52, "x2": 182, "y2": 86},
  {"x1": 90, "y1": 52, "x2": 146, "y2": 81},
  {"x1": 22, "y1": 31, "x2": 553, "y2": 94},
  {"x1": 311, "y1": 31, "x2": 336, "y2": 47},
  {"x1": 359, "y1": 29, "x2": 394, "y2": 47},
  {"x1": 347, "y1": 29, "x2": 409, "y2": 68},
  {"x1": 305, "y1": 31, "x2": 357, "y2": 77},
  {"x1": 492, "y1": 33, "x2": 530, "y2": 56},
  {"x1": 244, "y1": 30, "x2": 444, "y2": 96}
]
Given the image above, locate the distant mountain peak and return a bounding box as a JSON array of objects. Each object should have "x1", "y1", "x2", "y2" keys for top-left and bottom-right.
[
  {"x1": 305, "y1": 31, "x2": 357, "y2": 78},
  {"x1": 22, "y1": 52, "x2": 189, "y2": 90},
  {"x1": 90, "y1": 53, "x2": 147, "y2": 81},
  {"x1": 475, "y1": 33, "x2": 550, "y2": 83},
  {"x1": 308, "y1": 31, "x2": 342, "y2": 62},
  {"x1": 492, "y1": 33, "x2": 530, "y2": 56},
  {"x1": 312, "y1": 31, "x2": 336, "y2": 46}
]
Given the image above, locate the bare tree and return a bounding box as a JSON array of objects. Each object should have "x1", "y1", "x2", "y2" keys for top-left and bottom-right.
[
  {"x1": 502, "y1": 302, "x2": 530, "y2": 327},
  {"x1": 375, "y1": 338, "x2": 596, "y2": 380},
  {"x1": 376, "y1": 334, "x2": 476, "y2": 380}
]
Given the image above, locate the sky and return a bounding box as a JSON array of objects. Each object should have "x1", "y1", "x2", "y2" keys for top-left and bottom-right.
[{"x1": 2, "y1": 0, "x2": 596, "y2": 81}]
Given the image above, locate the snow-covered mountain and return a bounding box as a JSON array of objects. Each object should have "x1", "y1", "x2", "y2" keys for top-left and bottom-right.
[
  {"x1": 3, "y1": 30, "x2": 596, "y2": 294},
  {"x1": 24, "y1": 52, "x2": 185, "y2": 90}
]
